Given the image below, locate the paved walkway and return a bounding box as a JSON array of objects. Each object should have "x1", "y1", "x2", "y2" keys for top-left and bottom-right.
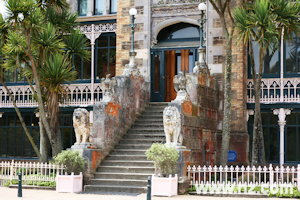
[{"x1": 0, "y1": 187, "x2": 295, "y2": 200}]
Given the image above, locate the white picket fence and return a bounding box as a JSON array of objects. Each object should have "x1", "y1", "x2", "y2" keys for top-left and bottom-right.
[
  {"x1": 0, "y1": 160, "x2": 65, "y2": 186},
  {"x1": 187, "y1": 164, "x2": 300, "y2": 190}
]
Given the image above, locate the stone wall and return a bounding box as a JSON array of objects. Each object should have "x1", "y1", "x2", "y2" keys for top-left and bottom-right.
[
  {"x1": 92, "y1": 74, "x2": 150, "y2": 159},
  {"x1": 169, "y1": 70, "x2": 221, "y2": 171}
]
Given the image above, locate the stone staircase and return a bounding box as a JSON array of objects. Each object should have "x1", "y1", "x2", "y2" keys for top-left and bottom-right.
[{"x1": 84, "y1": 102, "x2": 168, "y2": 193}]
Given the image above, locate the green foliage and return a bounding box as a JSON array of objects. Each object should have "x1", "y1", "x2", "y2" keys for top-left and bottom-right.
[
  {"x1": 53, "y1": 150, "x2": 86, "y2": 175},
  {"x1": 145, "y1": 143, "x2": 179, "y2": 177}
]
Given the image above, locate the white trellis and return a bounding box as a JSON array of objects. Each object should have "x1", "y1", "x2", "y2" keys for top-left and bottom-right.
[
  {"x1": 187, "y1": 164, "x2": 300, "y2": 190},
  {"x1": 0, "y1": 160, "x2": 65, "y2": 186},
  {"x1": 0, "y1": 83, "x2": 103, "y2": 108},
  {"x1": 247, "y1": 78, "x2": 300, "y2": 103}
]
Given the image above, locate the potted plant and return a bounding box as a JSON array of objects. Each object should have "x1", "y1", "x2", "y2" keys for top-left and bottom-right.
[
  {"x1": 145, "y1": 143, "x2": 179, "y2": 197},
  {"x1": 54, "y1": 150, "x2": 86, "y2": 193}
]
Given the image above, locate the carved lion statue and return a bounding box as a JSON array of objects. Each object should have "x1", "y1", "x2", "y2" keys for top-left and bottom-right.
[
  {"x1": 73, "y1": 108, "x2": 92, "y2": 145},
  {"x1": 163, "y1": 106, "x2": 183, "y2": 147}
]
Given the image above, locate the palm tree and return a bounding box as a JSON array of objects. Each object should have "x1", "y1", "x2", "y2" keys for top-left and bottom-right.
[
  {"x1": 233, "y1": 0, "x2": 300, "y2": 165},
  {"x1": 2, "y1": 0, "x2": 90, "y2": 157},
  {"x1": 40, "y1": 54, "x2": 76, "y2": 155}
]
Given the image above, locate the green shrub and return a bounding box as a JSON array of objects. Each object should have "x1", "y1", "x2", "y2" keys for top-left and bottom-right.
[
  {"x1": 145, "y1": 143, "x2": 179, "y2": 177},
  {"x1": 53, "y1": 150, "x2": 86, "y2": 175}
]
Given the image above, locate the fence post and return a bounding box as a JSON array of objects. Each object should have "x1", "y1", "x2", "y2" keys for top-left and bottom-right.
[
  {"x1": 18, "y1": 172, "x2": 22, "y2": 197},
  {"x1": 297, "y1": 164, "x2": 300, "y2": 190},
  {"x1": 147, "y1": 176, "x2": 151, "y2": 200},
  {"x1": 269, "y1": 164, "x2": 273, "y2": 188}
]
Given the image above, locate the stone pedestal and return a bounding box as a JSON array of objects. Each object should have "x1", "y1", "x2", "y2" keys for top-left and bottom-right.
[
  {"x1": 175, "y1": 148, "x2": 191, "y2": 194},
  {"x1": 70, "y1": 145, "x2": 104, "y2": 184}
]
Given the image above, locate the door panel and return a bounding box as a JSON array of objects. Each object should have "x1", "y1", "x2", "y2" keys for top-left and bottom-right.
[
  {"x1": 165, "y1": 50, "x2": 176, "y2": 102},
  {"x1": 151, "y1": 51, "x2": 165, "y2": 102}
]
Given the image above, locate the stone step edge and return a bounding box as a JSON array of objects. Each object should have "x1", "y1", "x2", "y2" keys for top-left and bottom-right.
[
  {"x1": 112, "y1": 149, "x2": 148, "y2": 151},
  {"x1": 102, "y1": 160, "x2": 152, "y2": 163},
  {"x1": 85, "y1": 185, "x2": 147, "y2": 189},
  {"x1": 90, "y1": 179, "x2": 148, "y2": 182},
  {"x1": 107, "y1": 155, "x2": 147, "y2": 157}
]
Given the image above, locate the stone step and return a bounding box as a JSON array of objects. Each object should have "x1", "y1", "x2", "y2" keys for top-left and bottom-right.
[
  {"x1": 141, "y1": 112, "x2": 163, "y2": 116},
  {"x1": 84, "y1": 185, "x2": 147, "y2": 193},
  {"x1": 130, "y1": 127, "x2": 164, "y2": 131},
  {"x1": 115, "y1": 144, "x2": 152, "y2": 149},
  {"x1": 123, "y1": 134, "x2": 165, "y2": 140},
  {"x1": 89, "y1": 179, "x2": 148, "y2": 187},
  {"x1": 135, "y1": 121, "x2": 163, "y2": 125},
  {"x1": 119, "y1": 139, "x2": 163, "y2": 145},
  {"x1": 106, "y1": 155, "x2": 149, "y2": 161},
  {"x1": 93, "y1": 172, "x2": 152, "y2": 180},
  {"x1": 110, "y1": 149, "x2": 147, "y2": 155},
  {"x1": 131, "y1": 124, "x2": 164, "y2": 129},
  {"x1": 145, "y1": 107, "x2": 166, "y2": 111},
  {"x1": 101, "y1": 160, "x2": 153, "y2": 167},
  {"x1": 97, "y1": 166, "x2": 155, "y2": 173},
  {"x1": 138, "y1": 115, "x2": 163, "y2": 120},
  {"x1": 127, "y1": 130, "x2": 164, "y2": 135}
]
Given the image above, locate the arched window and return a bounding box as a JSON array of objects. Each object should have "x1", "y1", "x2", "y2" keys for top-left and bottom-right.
[{"x1": 157, "y1": 23, "x2": 200, "y2": 41}]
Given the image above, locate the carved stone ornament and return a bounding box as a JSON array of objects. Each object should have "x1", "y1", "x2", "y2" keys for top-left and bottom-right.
[
  {"x1": 101, "y1": 74, "x2": 117, "y2": 102},
  {"x1": 163, "y1": 106, "x2": 183, "y2": 147},
  {"x1": 173, "y1": 71, "x2": 190, "y2": 102},
  {"x1": 73, "y1": 108, "x2": 92, "y2": 145}
]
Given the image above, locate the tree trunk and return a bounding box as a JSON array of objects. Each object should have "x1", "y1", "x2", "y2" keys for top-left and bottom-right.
[
  {"x1": 39, "y1": 116, "x2": 48, "y2": 162},
  {"x1": 220, "y1": 15, "x2": 233, "y2": 166},
  {"x1": 0, "y1": 78, "x2": 41, "y2": 159},
  {"x1": 252, "y1": 47, "x2": 266, "y2": 166}
]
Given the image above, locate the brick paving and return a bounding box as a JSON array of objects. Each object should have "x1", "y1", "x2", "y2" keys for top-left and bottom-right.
[{"x1": 0, "y1": 187, "x2": 292, "y2": 200}]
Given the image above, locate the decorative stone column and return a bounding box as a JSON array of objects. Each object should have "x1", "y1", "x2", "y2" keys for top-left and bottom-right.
[
  {"x1": 172, "y1": 71, "x2": 189, "y2": 102},
  {"x1": 273, "y1": 108, "x2": 292, "y2": 168}
]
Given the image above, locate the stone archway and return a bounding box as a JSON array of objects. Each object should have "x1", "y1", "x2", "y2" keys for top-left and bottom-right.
[{"x1": 151, "y1": 17, "x2": 199, "y2": 47}]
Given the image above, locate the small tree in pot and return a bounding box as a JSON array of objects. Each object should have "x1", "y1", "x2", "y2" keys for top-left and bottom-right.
[
  {"x1": 54, "y1": 150, "x2": 86, "y2": 193},
  {"x1": 146, "y1": 143, "x2": 179, "y2": 196}
]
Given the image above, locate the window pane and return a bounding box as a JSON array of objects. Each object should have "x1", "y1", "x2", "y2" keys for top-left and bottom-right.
[
  {"x1": 269, "y1": 113, "x2": 278, "y2": 125},
  {"x1": 79, "y1": 0, "x2": 87, "y2": 16},
  {"x1": 32, "y1": 116, "x2": 39, "y2": 126},
  {"x1": 287, "y1": 112, "x2": 297, "y2": 125},
  {"x1": 7, "y1": 128, "x2": 14, "y2": 157},
  {"x1": 286, "y1": 127, "x2": 297, "y2": 161},
  {"x1": 110, "y1": 34, "x2": 116, "y2": 46},
  {"x1": 63, "y1": 114, "x2": 72, "y2": 126},
  {"x1": 269, "y1": 127, "x2": 278, "y2": 162},
  {"x1": 95, "y1": 0, "x2": 104, "y2": 15},
  {"x1": 98, "y1": 35, "x2": 108, "y2": 47},
  {"x1": 74, "y1": 55, "x2": 82, "y2": 80},
  {"x1": 286, "y1": 39, "x2": 297, "y2": 73},
  {"x1": 261, "y1": 112, "x2": 268, "y2": 125},
  {"x1": 108, "y1": 48, "x2": 116, "y2": 77},
  {"x1": 0, "y1": 127, "x2": 6, "y2": 156},
  {"x1": 97, "y1": 49, "x2": 108, "y2": 79},
  {"x1": 23, "y1": 128, "x2": 31, "y2": 158},
  {"x1": 264, "y1": 48, "x2": 279, "y2": 74},
  {"x1": 111, "y1": 0, "x2": 117, "y2": 13},
  {"x1": 83, "y1": 52, "x2": 91, "y2": 80},
  {"x1": 8, "y1": 115, "x2": 14, "y2": 126},
  {"x1": 24, "y1": 115, "x2": 31, "y2": 126},
  {"x1": 62, "y1": 128, "x2": 72, "y2": 149},
  {"x1": 31, "y1": 128, "x2": 39, "y2": 158},
  {"x1": 17, "y1": 68, "x2": 24, "y2": 83},
  {"x1": 15, "y1": 128, "x2": 23, "y2": 157},
  {"x1": 263, "y1": 127, "x2": 268, "y2": 161},
  {"x1": 0, "y1": 115, "x2": 6, "y2": 126},
  {"x1": 154, "y1": 54, "x2": 160, "y2": 92}
]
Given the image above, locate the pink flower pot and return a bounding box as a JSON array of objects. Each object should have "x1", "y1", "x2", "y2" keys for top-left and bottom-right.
[
  {"x1": 56, "y1": 172, "x2": 83, "y2": 193},
  {"x1": 151, "y1": 174, "x2": 178, "y2": 197}
]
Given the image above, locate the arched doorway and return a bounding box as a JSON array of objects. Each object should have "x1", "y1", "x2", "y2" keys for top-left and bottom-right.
[{"x1": 151, "y1": 23, "x2": 200, "y2": 102}]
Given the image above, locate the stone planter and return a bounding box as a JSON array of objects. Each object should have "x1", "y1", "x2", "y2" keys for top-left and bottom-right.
[
  {"x1": 56, "y1": 172, "x2": 83, "y2": 193},
  {"x1": 151, "y1": 174, "x2": 178, "y2": 197}
]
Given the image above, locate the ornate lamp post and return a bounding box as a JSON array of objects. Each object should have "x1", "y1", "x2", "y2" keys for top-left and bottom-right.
[
  {"x1": 124, "y1": 8, "x2": 138, "y2": 75},
  {"x1": 193, "y1": 2, "x2": 208, "y2": 73}
]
